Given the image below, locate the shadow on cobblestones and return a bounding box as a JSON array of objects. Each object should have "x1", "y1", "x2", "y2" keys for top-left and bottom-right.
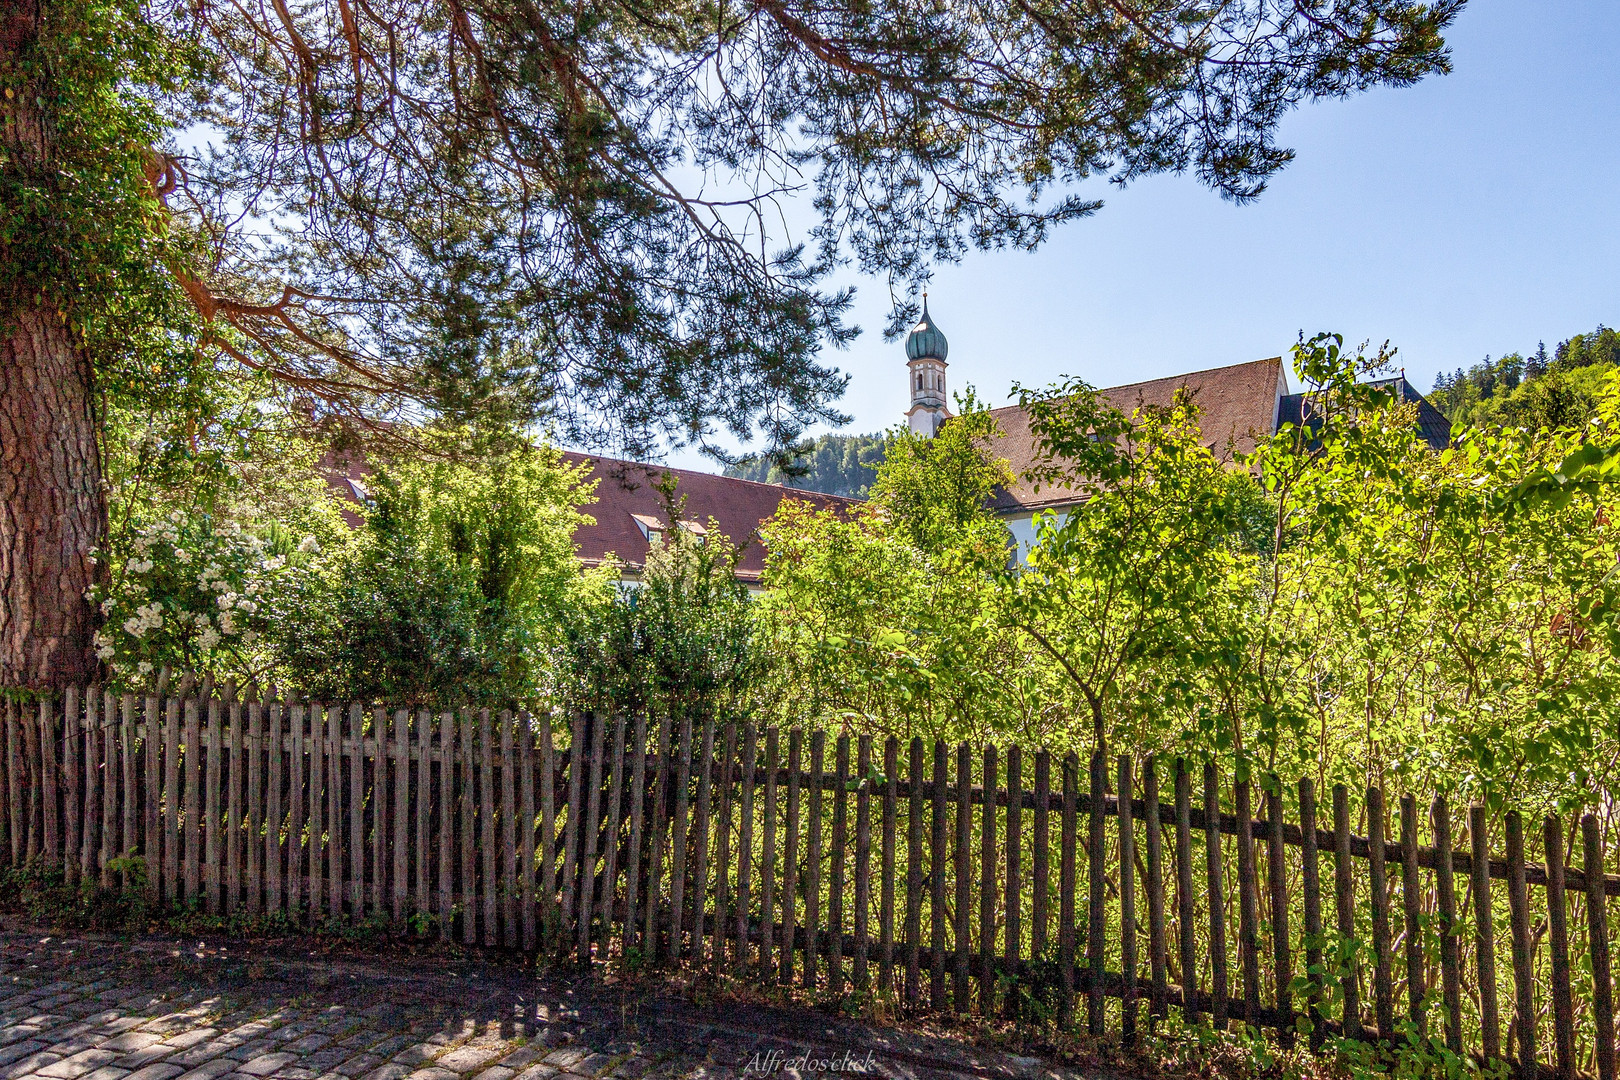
[{"x1": 0, "y1": 932, "x2": 1110, "y2": 1080}]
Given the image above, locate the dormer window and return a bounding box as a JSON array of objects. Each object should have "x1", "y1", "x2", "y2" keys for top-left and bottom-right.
[
  {"x1": 631, "y1": 513, "x2": 664, "y2": 545},
  {"x1": 345, "y1": 477, "x2": 374, "y2": 507},
  {"x1": 632, "y1": 512, "x2": 706, "y2": 546}
]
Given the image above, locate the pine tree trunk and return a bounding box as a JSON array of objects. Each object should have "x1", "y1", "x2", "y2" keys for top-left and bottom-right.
[{"x1": 1, "y1": 0, "x2": 108, "y2": 689}]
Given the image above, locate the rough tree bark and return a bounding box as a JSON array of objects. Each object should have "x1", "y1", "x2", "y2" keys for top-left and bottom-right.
[{"x1": 1, "y1": 0, "x2": 107, "y2": 689}]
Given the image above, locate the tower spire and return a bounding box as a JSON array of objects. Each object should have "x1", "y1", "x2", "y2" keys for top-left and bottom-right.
[{"x1": 904, "y1": 295, "x2": 950, "y2": 437}]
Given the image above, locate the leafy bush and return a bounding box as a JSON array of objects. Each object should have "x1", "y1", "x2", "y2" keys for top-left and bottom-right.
[
  {"x1": 88, "y1": 512, "x2": 311, "y2": 687},
  {"x1": 269, "y1": 443, "x2": 612, "y2": 708},
  {"x1": 558, "y1": 476, "x2": 761, "y2": 722},
  {"x1": 756, "y1": 396, "x2": 1048, "y2": 740}
]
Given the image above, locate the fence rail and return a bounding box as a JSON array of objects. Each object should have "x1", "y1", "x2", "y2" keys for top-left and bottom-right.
[{"x1": 2, "y1": 687, "x2": 1617, "y2": 1080}]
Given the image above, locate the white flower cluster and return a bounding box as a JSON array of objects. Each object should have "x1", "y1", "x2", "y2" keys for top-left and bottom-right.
[
  {"x1": 121, "y1": 602, "x2": 165, "y2": 638},
  {"x1": 94, "y1": 513, "x2": 315, "y2": 682}
]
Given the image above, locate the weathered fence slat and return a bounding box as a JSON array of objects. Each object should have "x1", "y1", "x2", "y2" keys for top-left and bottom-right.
[
  {"x1": 692, "y1": 720, "x2": 714, "y2": 973},
  {"x1": 1433, "y1": 796, "x2": 1463, "y2": 1053},
  {"x1": 641, "y1": 716, "x2": 666, "y2": 961},
  {"x1": 1505, "y1": 811, "x2": 1538, "y2": 1080},
  {"x1": 576, "y1": 714, "x2": 604, "y2": 962},
  {"x1": 329, "y1": 704, "x2": 343, "y2": 920},
  {"x1": 42, "y1": 698, "x2": 59, "y2": 868},
  {"x1": 978, "y1": 744, "x2": 997, "y2": 1013},
  {"x1": 1204, "y1": 763, "x2": 1228, "y2": 1028},
  {"x1": 1033, "y1": 750, "x2": 1051, "y2": 963},
  {"x1": 642, "y1": 716, "x2": 667, "y2": 962},
  {"x1": 760, "y1": 726, "x2": 778, "y2": 972},
  {"x1": 205, "y1": 696, "x2": 221, "y2": 913},
  {"x1": 389, "y1": 708, "x2": 406, "y2": 923},
  {"x1": 1334, "y1": 784, "x2": 1362, "y2": 1041},
  {"x1": 1583, "y1": 814, "x2": 1616, "y2": 1080},
  {"x1": 1473, "y1": 804, "x2": 1501, "y2": 1059},
  {"x1": 374, "y1": 706, "x2": 389, "y2": 918},
  {"x1": 1366, "y1": 785, "x2": 1394, "y2": 1040},
  {"x1": 1006, "y1": 743, "x2": 1023, "y2": 1013},
  {"x1": 1299, "y1": 779, "x2": 1324, "y2": 1052},
  {"x1": 1176, "y1": 760, "x2": 1198, "y2": 1025},
  {"x1": 246, "y1": 701, "x2": 263, "y2": 916},
  {"x1": 601, "y1": 716, "x2": 626, "y2": 962},
  {"x1": 778, "y1": 726, "x2": 798, "y2": 981},
  {"x1": 502, "y1": 710, "x2": 519, "y2": 946},
  {"x1": 806, "y1": 728, "x2": 826, "y2": 991},
  {"x1": 880, "y1": 735, "x2": 897, "y2": 991},
  {"x1": 541, "y1": 719, "x2": 558, "y2": 948},
  {"x1": 1544, "y1": 815, "x2": 1574, "y2": 1080},
  {"x1": 1235, "y1": 777, "x2": 1260, "y2": 1030},
  {"x1": 930, "y1": 738, "x2": 948, "y2": 1008},
  {"x1": 459, "y1": 709, "x2": 476, "y2": 945},
  {"x1": 290, "y1": 703, "x2": 308, "y2": 918},
  {"x1": 714, "y1": 723, "x2": 734, "y2": 974},
  {"x1": 1144, "y1": 759, "x2": 1168, "y2": 1026},
  {"x1": 669, "y1": 717, "x2": 691, "y2": 965},
  {"x1": 102, "y1": 691, "x2": 119, "y2": 888},
  {"x1": 903, "y1": 734, "x2": 922, "y2": 1004},
  {"x1": 829, "y1": 732, "x2": 847, "y2": 992},
  {"x1": 78, "y1": 688, "x2": 96, "y2": 883},
  {"x1": 481, "y1": 709, "x2": 499, "y2": 948},
  {"x1": 162, "y1": 697, "x2": 180, "y2": 903},
  {"x1": 735, "y1": 722, "x2": 756, "y2": 974},
  {"x1": 1088, "y1": 752, "x2": 1106, "y2": 1036},
  {"x1": 64, "y1": 689, "x2": 79, "y2": 882},
  {"x1": 621, "y1": 715, "x2": 645, "y2": 963},
  {"x1": 417, "y1": 708, "x2": 433, "y2": 924},
  {"x1": 6, "y1": 702, "x2": 19, "y2": 868},
  {"x1": 521, "y1": 714, "x2": 538, "y2": 953},
  {"x1": 1266, "y1": 781, "x2": 1293, "y2": 1047},
  {"x1": 355, "y1": 705, "x2": 370, "y2": 921},
  {"x1": 226, "y1": 699, "x2": 243, "y2": 912},
  {"x1": 266, "y1": 703, "x2": 283, "y2": 916},
  {"x1": 1119, "y1": 756, "x2": 1138, "y2": 1043},
  {"x1": 308, "y1": 704, "x2": 325, "y2": 921},
  {"x1": 1059, "y1": 753, "x2": 1078, "y2": 1028},
  {"x1": 1400, "y1": 794, "x2": 1425, "y2": 1040},
  {"x1": 854, "y1": 733, "x2": 873, "y2": 991},
  {"x1": 953, "y1": 741, "x2": 971, "y2": 1011}
]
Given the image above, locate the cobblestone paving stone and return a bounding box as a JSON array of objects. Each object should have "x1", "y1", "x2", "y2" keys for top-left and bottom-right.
[{"x1": 0, "y1": 933, "x2": 1094, "y2": 1080}]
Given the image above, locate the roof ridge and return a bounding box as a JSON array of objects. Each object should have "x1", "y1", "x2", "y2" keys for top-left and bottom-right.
[
  {"x1": 986, "y1": 356, "x2": 1283, "y2": 416},
  {"x1": 560, "y1": 449, "x2": 861, "y2": 503}
]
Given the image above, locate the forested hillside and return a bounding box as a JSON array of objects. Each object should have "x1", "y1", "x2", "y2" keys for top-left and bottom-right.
[
  {"x1": 725, "y1": 433, "x2": 886, "y2": 498},
  {"x1": 1430, "y1": 324, "x2": 1620, "y2": 430}
]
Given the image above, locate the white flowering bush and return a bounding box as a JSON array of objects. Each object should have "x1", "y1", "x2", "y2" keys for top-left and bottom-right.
[{"x1": 90, "y1": 511, "x2": 311, "y2": 686}]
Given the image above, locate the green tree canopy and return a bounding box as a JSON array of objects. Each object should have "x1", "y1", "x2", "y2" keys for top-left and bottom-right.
[
  {"x1": 725, "y1": 434, "x2": 885, "y2": 498},
  {"x1": 1430, "y1": 324, "x2": 1620, "y2": 432},
  {"x1": 3, "y1": 0, "x2": 1463, "y2": 687}
]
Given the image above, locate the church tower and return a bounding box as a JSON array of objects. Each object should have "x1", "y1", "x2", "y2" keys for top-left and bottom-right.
[{"x1": 904, "y1": 296, "x2": 951, "y2": 437}]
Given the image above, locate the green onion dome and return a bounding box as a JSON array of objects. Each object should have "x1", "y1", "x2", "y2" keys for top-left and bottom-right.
[{"x1": 905, "y1": 297, "x2": 949, "y2": 362}]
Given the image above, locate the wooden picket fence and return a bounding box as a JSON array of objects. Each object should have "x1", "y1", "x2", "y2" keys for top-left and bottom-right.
[{"x1": 2, "y1": 687, "x2": 1618, "y2": 1080}]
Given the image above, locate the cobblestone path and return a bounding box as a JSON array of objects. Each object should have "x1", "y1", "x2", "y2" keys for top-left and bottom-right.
[{"x1": 0, "y1": 933, "x2": 1093, "y2": 1080}]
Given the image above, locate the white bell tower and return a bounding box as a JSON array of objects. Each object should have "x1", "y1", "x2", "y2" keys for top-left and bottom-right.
[{"x1": 904, "y1": 295, "x2": 951, "y2": 437}]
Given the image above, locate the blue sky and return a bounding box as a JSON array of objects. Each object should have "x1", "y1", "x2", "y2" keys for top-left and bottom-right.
[{"x1": 663, "y1": 1, "x2": 1619, "y2": 471}]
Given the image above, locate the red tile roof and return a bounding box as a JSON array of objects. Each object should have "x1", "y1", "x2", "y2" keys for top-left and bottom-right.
[
  {"x1": 323, "y1": 447, "x2": 853, "y2": 584},
  {"x1": 561, "y1": 453, "x2": 855, "y2": 583},
  {"x1": 984, "y1": 357, "x2": 1288, "y2": 512}
]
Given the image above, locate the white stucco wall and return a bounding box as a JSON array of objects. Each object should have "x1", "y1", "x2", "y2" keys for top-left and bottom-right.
[{"x1": 1001, "y1": 505, "x2": 1080, "y2": 566}]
